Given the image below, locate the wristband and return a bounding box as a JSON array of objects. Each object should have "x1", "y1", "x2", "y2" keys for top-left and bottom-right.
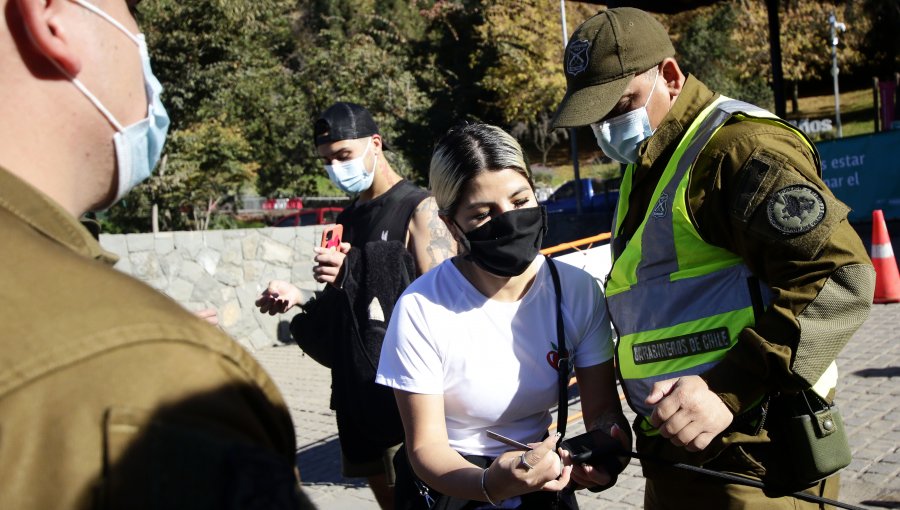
[{"x1": 480, "y1": 468, "x2": 499, "y2": 506}]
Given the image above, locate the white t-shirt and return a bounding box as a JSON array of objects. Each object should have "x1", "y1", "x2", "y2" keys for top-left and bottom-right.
[{"x1": 375, "y1": 256, "x2": 613, "y2": 458}]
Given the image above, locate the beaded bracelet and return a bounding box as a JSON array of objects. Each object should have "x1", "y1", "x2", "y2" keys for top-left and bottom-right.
[{"x1": 480, "y1": 468, "x2": 499, "y2": 506}]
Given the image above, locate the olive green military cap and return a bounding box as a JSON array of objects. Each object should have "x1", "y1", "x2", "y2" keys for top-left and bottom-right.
[{"x1": 551, "y1": 7, "x2": 675, "y2": 128}]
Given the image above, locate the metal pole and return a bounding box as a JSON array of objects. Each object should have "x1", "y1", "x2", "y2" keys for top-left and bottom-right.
[
  {"x1": 830, "y1": 12, "x2": 845, "y2": 138},
  {"x1": 559, "y1": 0, "x2": 583, "y2": 214},
  {"x1": 766, "y1": 0, "x2": 786, "y2": 118},
  {"x1": 873, "y1": 77, "x2": 880, "y2": 132},
  {"x1": 559, "y1": 0, "x2": 568, "y2": 47}
]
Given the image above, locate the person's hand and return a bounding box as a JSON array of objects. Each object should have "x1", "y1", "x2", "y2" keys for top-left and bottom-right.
[
  {"x1": 255, "y1": 280, "x2": 303, "y2": 315},
  {"x1": 194, "y1": 307, "x2": 219, "y2": 326},
  {"x1": 312, "y1": 242, "x2": 350, "y2": 285},
  {"x1": 645, "y1": 375, "x2": 733, "y2": 452},
  {"x1": 566, "y1": 423, "x2": 630, "y2": 489},
  {"x1": 484, "y1": 434, "x2": 571, "y2": 501}
]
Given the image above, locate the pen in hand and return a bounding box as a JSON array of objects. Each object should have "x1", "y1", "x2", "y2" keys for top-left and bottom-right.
[{"x1": 486, "y1": 430, "x2": 532, "y2": 451}]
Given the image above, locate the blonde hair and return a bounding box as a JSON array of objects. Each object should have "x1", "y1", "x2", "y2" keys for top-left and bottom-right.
[{"x1": 429, "y1": 123, "x2": 533, "y2": 217}]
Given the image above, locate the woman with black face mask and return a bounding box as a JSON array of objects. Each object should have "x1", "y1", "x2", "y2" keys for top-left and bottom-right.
[{"x1": 375, "y1": 123, "x2": 631, "y2": 509}]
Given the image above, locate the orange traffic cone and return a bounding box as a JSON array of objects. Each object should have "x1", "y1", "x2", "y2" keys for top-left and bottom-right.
[{"x1": 872, "y1": 210, "x2": 900, "y2": 304}]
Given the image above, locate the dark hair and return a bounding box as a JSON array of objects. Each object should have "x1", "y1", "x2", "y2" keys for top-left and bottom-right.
[{"x1": 429, "y1": 123, "x2": 533, "y2": 217}]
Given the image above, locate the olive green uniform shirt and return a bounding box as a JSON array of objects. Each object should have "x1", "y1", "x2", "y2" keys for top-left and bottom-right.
[
  {"x1": 0, "y1": 167, "x2": 306, "y2": 509},
  {"x1": 621, "y1": 77, "x2": 874, "y2": 463}
]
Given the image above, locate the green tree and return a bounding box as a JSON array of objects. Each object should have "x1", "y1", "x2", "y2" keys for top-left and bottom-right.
[
  {"x1": 727, "y1": 0, "x2": 870, "y2": 103},
  {"x1": 511, "y1": 113, "x2": 569, "y2": 166},
  {"x1": 411, "y1": 1, "x2": 497, "y2": 157},
  {"x1": 858, "y1": 0, "x2": 900, "y2": 80},
  {"x1": 164, "y1": 119, "x2": 258, "y2": 230},
  {"x1": 104, "y1": 0, "x2": 306, "y2": 232},
  {"x1": 475, "y1": 0, "x2": 597, "y2": 164},
  {"x1": 476, "y1": 0, "x2": 594, "y2": 122},
  {"x1": 668, "y1": 3, "x2": 773, "y2": 108},
  {"x1": 289, "y1": 0, "x2": 434, "y2": 187},
  {"x1": 105, "y1": 119, "x2": 257, "y2": 232}
]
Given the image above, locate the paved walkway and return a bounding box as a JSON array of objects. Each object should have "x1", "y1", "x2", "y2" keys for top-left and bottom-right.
[{"x1": 253, "y1": 303, "x2": 900, "y2": 509}]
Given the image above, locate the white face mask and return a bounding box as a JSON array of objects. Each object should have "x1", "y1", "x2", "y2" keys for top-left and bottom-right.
[
  {"x1": 325, "y1": 137, "x2": 377, "y2": 194},
  {"x1": 58, "y1": 0, "x2": 170, "y2": 209},
  {"x1": 591, "y1": 68, "x2": 660, "y2": 165}
]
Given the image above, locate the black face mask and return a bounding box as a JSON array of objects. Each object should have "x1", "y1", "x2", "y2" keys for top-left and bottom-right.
[{"x1": 457, "y1": 206, "x2": 548, "y2": 277}]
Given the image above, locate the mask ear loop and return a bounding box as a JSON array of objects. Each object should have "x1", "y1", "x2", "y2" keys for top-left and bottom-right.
[
  {"x1": 643, "y1": 67, "x2": 660, "y2": 108},
  {"x1": 70, "y1": 0, "x2": 142, "y2": 45},
  {"x1": 641, "y1": 66, "x2": 662, "y2": 136},
  {"x1": 364, "y1": 137, "x2": 378, "y2": 177},
  {"x1": 61, "y1": 0, "x2": 145, "y2": 132},
  {"x1": 449, "y1": 219, "x2": 472, "y2": 254},
  {"x1": 48, "y1": 60, "x2": 125, "y2": 132}
]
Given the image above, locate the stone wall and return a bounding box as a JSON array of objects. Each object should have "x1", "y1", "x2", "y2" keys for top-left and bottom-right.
[{"x1": 99, "y1": 226, "x2": 329, "y2": 351}]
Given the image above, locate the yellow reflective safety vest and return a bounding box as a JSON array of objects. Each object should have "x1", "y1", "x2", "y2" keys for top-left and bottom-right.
[{"x1": 605, "y1": 96, "x2": 838, "y2": 428}]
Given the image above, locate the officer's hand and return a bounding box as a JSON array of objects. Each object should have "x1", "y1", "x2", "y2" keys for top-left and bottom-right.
[
  {"x1": 313, "y1": 242, "x2": 350, "y2": 286},
  {"x1": 255, "y1": 280, "x2": 303, "y2": 315},
  {"x1": 645, "y1": 375, "x2": 733, "y2": 452}
]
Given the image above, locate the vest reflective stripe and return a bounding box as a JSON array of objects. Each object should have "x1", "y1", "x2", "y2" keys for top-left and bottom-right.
[
  {"x1": 607, "y1": 98, "x2": 738, "y2": 295},
  {"x1": 624, "y1": 309, "x2": 753, "y2": 374},
  {"x1": 606, "y1": 96, "x2": 829, "y2": 423},
  {"x1": 610, "y1": 262, "x2": 755, "y2": 337},
  {"x1": 634, "y1": 106, "x2": 737, "y2": 284}
]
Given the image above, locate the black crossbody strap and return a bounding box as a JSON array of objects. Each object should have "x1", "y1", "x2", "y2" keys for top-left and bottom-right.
[{"x1": 544, "y1": 256, "x2": 569, "y2": 446}]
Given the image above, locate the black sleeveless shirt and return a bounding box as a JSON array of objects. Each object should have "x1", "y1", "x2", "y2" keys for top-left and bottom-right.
[{"x1": 336, "y1": 179, "x2": 429, "y2": 246}]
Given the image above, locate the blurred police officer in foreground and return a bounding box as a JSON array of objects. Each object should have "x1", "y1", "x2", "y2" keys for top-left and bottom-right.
[
  {"x1": 0, "y1": 1, "x2": 311, "y2": 508},
  {"x1": 552, "y1": 7, "x2": 874, "y2": 509}
]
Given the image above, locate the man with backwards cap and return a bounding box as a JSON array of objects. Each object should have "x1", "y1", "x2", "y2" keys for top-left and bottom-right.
[
  {"x1": 257, "y1": 102, "x2": 455, "y2": 509},
  {"x1": 552, "y1": 7, "x2": 873, "y2": 509}
]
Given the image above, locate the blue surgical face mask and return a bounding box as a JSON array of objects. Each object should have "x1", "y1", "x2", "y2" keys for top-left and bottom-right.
[
  {"x1": 591, "y1": 68, "x2": 659, "y2": 165},
  {"x1": 60, "y1": 0, "x2": 171, "y2": 208},
  {"x1": 325, "y1": 137, "x2": 377, "y2": 194}
]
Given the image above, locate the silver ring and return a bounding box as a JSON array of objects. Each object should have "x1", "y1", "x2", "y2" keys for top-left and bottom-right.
[{"x1": 519, "y1": 452, "x2": 535, "y2": 471}]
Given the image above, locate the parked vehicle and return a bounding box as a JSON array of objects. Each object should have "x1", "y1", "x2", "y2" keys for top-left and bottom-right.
[
  {"x1": 540, "y1": 177, "x2": 619, "y2": 215},
  {"x1": 272, "y1": 207, "x2": 343, "y2": 227},
  {"x1": 539, "y1": 178, "x2": 621, "y2": 246},
  {"x1": 262, "y1": 197, "x2": 305, "y2": 210}
]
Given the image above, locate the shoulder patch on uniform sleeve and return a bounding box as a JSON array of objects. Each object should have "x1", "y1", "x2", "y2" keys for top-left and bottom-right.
[
  {"x1": 732, "y1": 152, "x2": 780, "y2": 223},
  {"x1": 766, "y1": 185, "x2": 826, "y2": 234}
]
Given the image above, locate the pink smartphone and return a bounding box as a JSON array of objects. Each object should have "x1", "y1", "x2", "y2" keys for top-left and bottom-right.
[{"x1": 320, "y1": 224, "x2": 343, "y2": 250}]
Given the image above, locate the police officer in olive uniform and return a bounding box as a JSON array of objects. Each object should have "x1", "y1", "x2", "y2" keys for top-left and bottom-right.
[
  {"x1": 552, "y1": 8, "x2": 875, "y2": 509},
  {"x1": 0, "y1": 1, "x2": 310, "y2": 508}
]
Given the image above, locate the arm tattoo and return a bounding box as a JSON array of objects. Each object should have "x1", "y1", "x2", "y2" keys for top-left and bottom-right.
[{"x1": 410, "y1": 197, "x2": 456, "y2": 274}]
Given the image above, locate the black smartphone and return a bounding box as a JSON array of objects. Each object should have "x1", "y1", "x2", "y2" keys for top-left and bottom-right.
[{"x1": 559, "y1": 428, "x2": 626, "y2": 471}]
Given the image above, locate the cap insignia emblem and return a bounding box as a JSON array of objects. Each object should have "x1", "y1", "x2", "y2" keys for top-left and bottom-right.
[{"x1": 566, "y1": 39, "x2": 591, "y2": 76}]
